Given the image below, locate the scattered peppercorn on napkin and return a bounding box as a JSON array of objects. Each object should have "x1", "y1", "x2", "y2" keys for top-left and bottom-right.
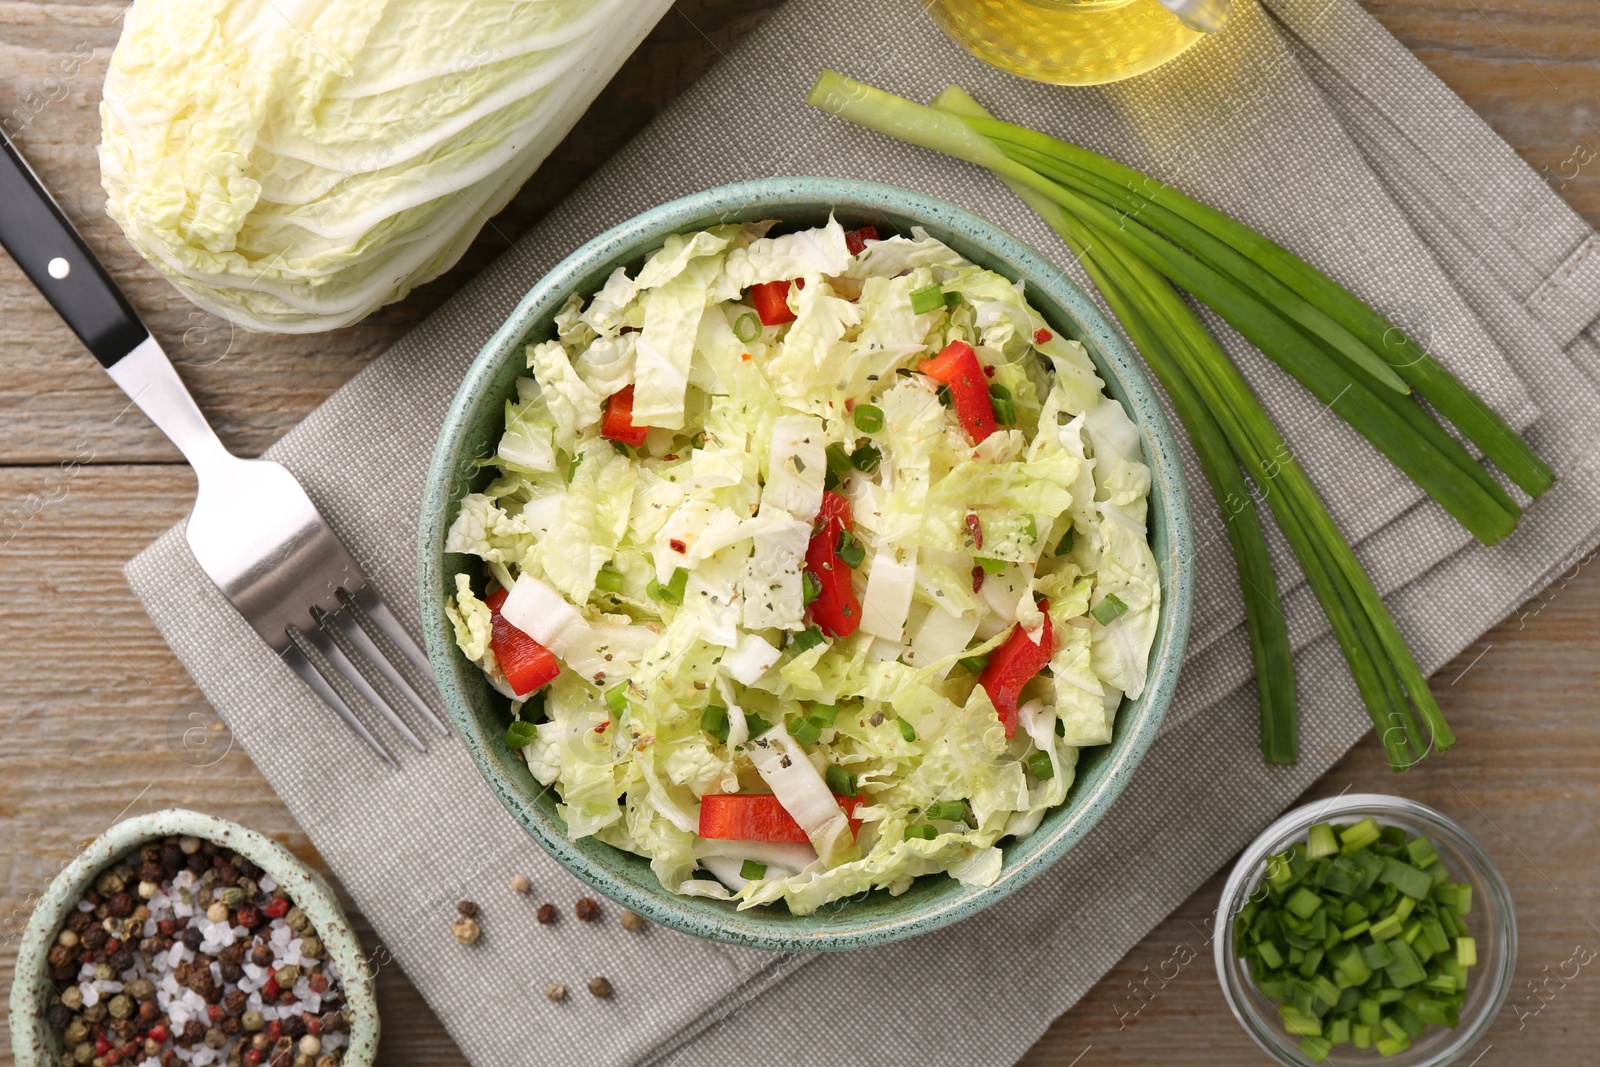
[{"x1": 126, "y1": 0, "x2": 1600, "y2": 1064}]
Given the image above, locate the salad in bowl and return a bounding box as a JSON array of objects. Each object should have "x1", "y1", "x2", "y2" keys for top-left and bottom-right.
[{"x1": 441, "y1": 214, "x2": 1161, "y2": 916}]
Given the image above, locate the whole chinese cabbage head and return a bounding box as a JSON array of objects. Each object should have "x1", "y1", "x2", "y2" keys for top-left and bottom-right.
[{"x1": 98, "y1": 0, "x2": 666, "y2": 333}]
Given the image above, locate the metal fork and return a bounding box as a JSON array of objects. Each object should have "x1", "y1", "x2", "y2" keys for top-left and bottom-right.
[{"x1": 1, "y1": 127, "x2": 446, "y2": 767}]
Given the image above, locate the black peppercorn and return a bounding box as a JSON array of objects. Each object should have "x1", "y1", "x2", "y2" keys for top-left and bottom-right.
[
  {"x1": 182, "y1": 926, "x2": 203, "y2": 951},
  {"x1": 250, "y1": 944, "x2": 274, "y2": 968},
  {"x1": 536, "y1": 903, "x2": 557, "y2": 924},
  {"x1": 108, "y1": 948, "x2": 134, "y2": 973},
  {"x1": 221, "y1": 961, "x2": 244, "y2": 983},
  {"x1": 46, "y1": 1003, "x2": 71, "y2": 1030},
  {"x1": 575, "y1": 897, "x2": 600, "y2": 922},
  {"x1": 456, "y1": 900, "x2": 479, "y2": 918},
  {"x1": 280, "y1": 1014, "x2": 306, "y2": 1039},
  {"x1": 160, "y1": 844, "x2": 183, "y2": 874},
  {"x1": 186, "y1": 851, "x2": 208, "y2": 875}
]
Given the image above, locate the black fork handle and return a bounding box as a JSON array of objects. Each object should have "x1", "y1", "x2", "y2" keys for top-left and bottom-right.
[{"x1": 0, "y1": 126, "x2": 147, "y2": 367}]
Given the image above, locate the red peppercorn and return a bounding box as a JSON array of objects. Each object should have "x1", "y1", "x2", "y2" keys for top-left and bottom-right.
[
  {"x1": 308, "y1": 973, "x2": 328, "y2": 993},
  {"x1": 104, "y1": 938, "x2": 121, "y2": 955},
  {"x1": 260, "y1": 975, "x2": 280, "y2": 1000},
  {"x1": 123, "y1": 1040, "x2": 142, "y2": 1059},
  {"x1": 208, "y1": 1003, "x2": 225, "y2": 1024},
  {"x1": 147, "y1": 1023, "x2": 169, "y2": 1044},
  {"x1": 234, "y1": 905, "x2": 261, "y2": 928},
  {"x1": 263, "y1": 898, "x2": 290, "y2": 920},
  {"x1": 243, "y1": 1051, "x2": 263, "y2": 1066},
  {"x1": 264, "y1": 1018, "x2": 282, "y2": 1043},
  {"x1": 157, "y1": 918, "x2": 180, "y2": 937},
  {"x1": 95, "y1": 1035, "x2": 114, "y2": 1056}
]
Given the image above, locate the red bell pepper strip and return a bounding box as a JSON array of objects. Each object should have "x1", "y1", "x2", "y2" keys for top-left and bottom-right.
[
  {"x1": 921, "y1": 340, "x2": 997, "y2": 443},
  {"x1": 844, "y1": 225, "x2": 880, "y2": 256},
  {"x1": 485, "y1": 588, "x2": 562, "y2": 696},
  {"x1": 600, "y1": 385, "x2": 649, "y2": 447},
  {"x1": 979, "y1": 602, "x2": 1055, "y2": 739},
  {"x1": 697, "y1": 793, "x2": 863, "y2": 843},
  {"x1": 805, "y1": 490, "x2": 862, "y2": 638},
  {"x1": 749, "y1": 279, "x2": 798, "y2": 325}
]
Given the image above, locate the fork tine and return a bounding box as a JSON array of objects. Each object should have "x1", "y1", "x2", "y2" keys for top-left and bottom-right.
[
  {"x1": 326, "y1": 608, "x2": 448, "y2": 735},
  {"x1": 308, "y1": 618, "x2": 426, "y2": 752},
  {"x1": 345, "y1": 586, "x2": 439, "y2": 693},
  {"x1": 348, "y1": 586, "x2": 433, "y2": 678},
  {"x1": 281, "y1": 641, "x2": 397, "y2": 769}
]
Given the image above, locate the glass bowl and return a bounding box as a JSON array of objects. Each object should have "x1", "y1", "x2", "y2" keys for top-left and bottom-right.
[{"x1": 1214, "y1": 794, "x2": 1516, "y2": 1067}]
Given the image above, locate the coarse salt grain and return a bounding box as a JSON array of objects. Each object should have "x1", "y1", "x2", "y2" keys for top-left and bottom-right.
[
  {"x1": 79, "y1": 983, "x2": 98, "y2": 1008},
  {"x1": 258, "y1": 875, "x2": 276, "y2": 892},
  {"x1": 76, "y1": 900, "x2": 94, "y2": 912}
]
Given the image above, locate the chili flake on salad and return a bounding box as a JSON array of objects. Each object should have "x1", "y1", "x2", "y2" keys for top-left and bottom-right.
[{"x1": 444, "y1": 217, "x2": 1160, "y2": 913}]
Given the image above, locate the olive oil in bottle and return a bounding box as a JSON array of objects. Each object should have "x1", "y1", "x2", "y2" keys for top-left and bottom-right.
[{"x1": 930, "y1": 0, "x2": 1225, "y2": 86}]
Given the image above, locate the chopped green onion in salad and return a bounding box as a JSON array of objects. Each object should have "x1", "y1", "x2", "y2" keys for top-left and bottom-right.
[{"x1": 444, "y1": 216, "x2": 1160, "y2": 913}]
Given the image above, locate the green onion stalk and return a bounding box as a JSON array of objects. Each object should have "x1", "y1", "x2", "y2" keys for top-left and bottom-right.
[{"x1": 801, "y1": 71, "x2": 1514, "y2": 768}]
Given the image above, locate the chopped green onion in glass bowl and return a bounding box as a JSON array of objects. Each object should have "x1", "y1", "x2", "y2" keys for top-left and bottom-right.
[{"x1": 1215, "y1": 794, "x2": 1516, "y2": 1067}]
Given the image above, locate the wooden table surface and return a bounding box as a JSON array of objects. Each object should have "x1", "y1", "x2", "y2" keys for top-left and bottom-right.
[{"x1": 3, "y1": 2, "x2": 1597, "y2": 1063}]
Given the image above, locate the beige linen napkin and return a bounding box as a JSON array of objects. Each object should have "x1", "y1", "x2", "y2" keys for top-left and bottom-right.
[{"x1": 125, "y1": 1, "x2": 1600, "y2": 1063}]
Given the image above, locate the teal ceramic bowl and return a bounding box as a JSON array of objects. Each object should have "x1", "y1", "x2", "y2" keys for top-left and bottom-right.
[
  {"x1": 420, "y1": 178, "x2": 1193, "y2": 951},
  {"x1": 8, "y1": 809, "x2": 379, "y2": 1065}
]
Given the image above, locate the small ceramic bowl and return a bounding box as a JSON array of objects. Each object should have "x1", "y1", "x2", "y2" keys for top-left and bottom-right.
[
  {"x1": 1215, "y1": 794, "x2": 1516, "y2": 1067},
  {"x1": 420, "y1": 178, "x2": 1194, "y2": 951},
  {"x1": 8, "y1": 809, "x2": 379, "y2": 1065}
]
